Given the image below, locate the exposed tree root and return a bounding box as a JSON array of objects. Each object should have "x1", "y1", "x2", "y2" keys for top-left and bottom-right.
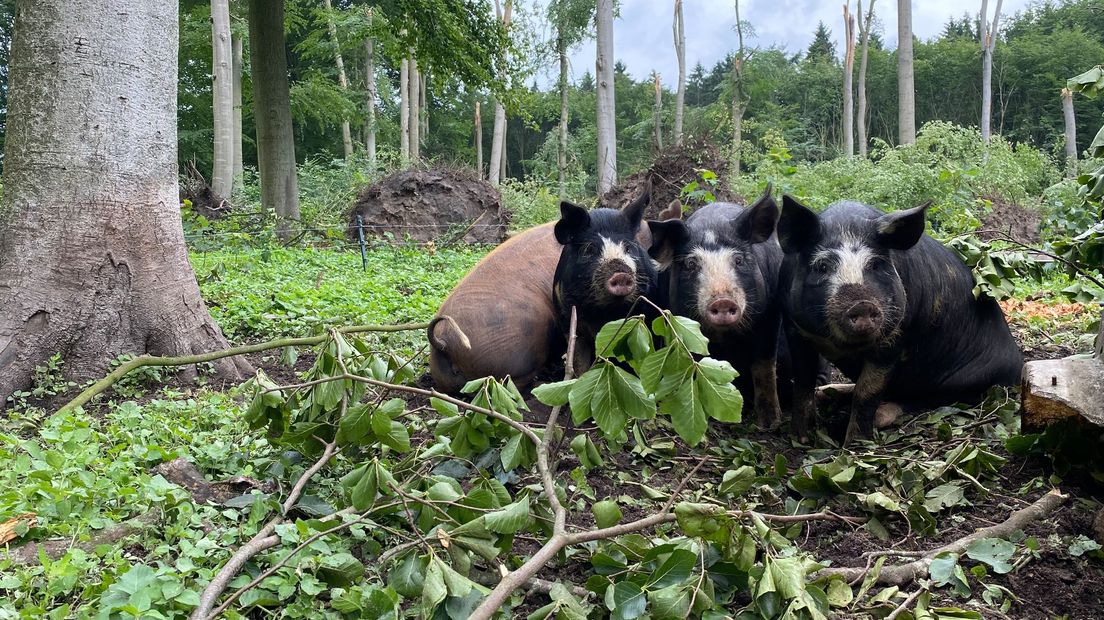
[{"x1": 815, "y1": 488, "x2": 1068, "y2": 586}]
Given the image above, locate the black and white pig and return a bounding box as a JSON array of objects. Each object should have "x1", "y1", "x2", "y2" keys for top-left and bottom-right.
[
  {"x1": 776, "y1": 197, "x2": 1024, "y2": 445},
  {"x1": 647, "y1": 187, "x2": 787, "y2": 428},
  {"x1": 552, "y1": 191, "x2": 660, "y2": 372}
]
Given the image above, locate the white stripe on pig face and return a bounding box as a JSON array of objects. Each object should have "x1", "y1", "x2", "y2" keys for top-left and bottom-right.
[
  {"x1": 600, "y1": 237, "x2": 637, "y2": 274},
  {"x1": 813, "y1": 232, "x2": 874, "y2": 295},
  {"x1": 691, "y1": 247, "x2": 746, "y2": 321}
]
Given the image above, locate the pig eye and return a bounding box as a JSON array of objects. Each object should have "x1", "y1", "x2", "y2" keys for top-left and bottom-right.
[
  {"x1": 814, "y1": 261, "x2": 831, "y2": 275},
  {"x1": 732, "y1": 253, "x2": 744, "y2": 266},
  {"x1": 684, "y1": 255, "x2": 699, "y2": 269}
]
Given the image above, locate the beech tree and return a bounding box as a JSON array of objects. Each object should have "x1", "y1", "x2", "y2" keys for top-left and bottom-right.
[
  {"x1": 842, "y1": 3, "x2": 856, "y2": 156},
  {"x1": 249, "y1": 0, "x2": 300, "y2": 240},
  {"x1": 363, "y1": 8, "x2": 377, "y2": 165},
  {"x1": 400, "y1": 56, "x2": 410, "y2": 159},
  {"x1": 731, "y1": 0, "x2": 748, "y2": 174},
  {"x1": 653, "y1": 71, "x2": 664, "y2": 150},
  {"x1": 897, "y1": 0, "x2": 916, "y2": 144},
  {"x1": 210, "y1": 0, "x2": 233, "y2": 198},
  {"x1": 489, "y1": 0, "x2": 512, "y2": 184},
  {"x1": 673, "y1": 0, "x2": 686, "y2": 145},
  {"x1": 549, "y1": 0, "x2": 595, "y2": 197},
  {"x1": 323, "y1": 0, "x2": 354, "y2": 159},
  {"x1": 595, "y1": 0, "x2": 617, "y2": 193},
  {"x1": 0, "y1": 0, "x2": 248, "y2": 403},
  {"x1": 232, "y1": 31, "x2": 244, "y2": 184},
  {"x1": 979, "y1": 0, "x2": 1004, "y2": 144},
  {"x1": 1062, "y1": 87, "x2": 1077, "y2": 176},
  {"x1": 856, "y1": 0, "x2": 875, "y2": 157}
]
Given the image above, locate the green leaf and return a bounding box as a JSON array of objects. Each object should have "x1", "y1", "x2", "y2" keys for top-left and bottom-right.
[
  {"x1": 650, "y1": 549, "x2": 697, "y2": 589},
  {"x1": 593, "y1": 500, "x2": 623, "y2": 529},
  {"x1": 422, "y1": 555, "x2": 448, "y2": 612},
  {"x1": 431, "y1": 397, "x2": 460, "y2": 417},
  {"x1": 350, "y1": 462, "x2": 379, "y2": 511},
  {"x1": 859, "y1": 491, "x2": 902, "y2": 513},
  {"x1": 768, "y1": 556, "x2": 806, "y2": 599},
  {"x1": 674, "y1": 502, "x2": 724, "y2": 537},
  {"x1": 648, "y1": 584, "x2": 691, "y2": 620},
  {"x1": 606, "y1": 580, "x2": 647, "y2": 620},
  {"x1": 570, "y1": 434, "x2": 604, "y2": 469},
  {"x1": 663, "y1": 377, "x2": 707, "y2": 446},
  {"x1": 390, "y1": 553, "x2": 427, "y2": 597},
  {"x1": 532, "y1": 379, "x2": 576, "y2": 407},
  {"x1": 825, "y1": 578, "x2": 853, "y2": 607},
  {"x1": 1069, "y1": 535, "x2": 1103, "y2": 557},
  {"x1": 654, "y1": 313, "x2": 710, "y2": 355},
  {"x1": 500, "y1": 432, "x2": 527, "y2": 471},
  {"x1": 923, "y1": 482, "x2": 967, "y2": 513},
  {"x1": 965, "y1": 538, "x2": 1015, "y2": 574},
  {"x1": 485, "y1": 496, "x2": 530, "y2": 534},
  {"x1": 337, "y1": 403, "x2": 374, "y2": 445},
  {"x1": 719, "y1": 466, "x2": 756, "y2": 497},
  {"x1": 568, "y1": 365, "x2": 603, "y2": 425},
  {"x1": 929, "y1": 552, "x2": 971, "y2": 597},
  {"x1": 694, "y1": 368, "x2": 743, "y2": 423},
  {"x1": 435, "y1": 557, "x2": 474, "y2": 598}
]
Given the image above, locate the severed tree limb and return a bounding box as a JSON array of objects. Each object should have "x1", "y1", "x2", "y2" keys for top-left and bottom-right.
[{"x1": 815, "y1": 489, "x2": 1068, "y2": 585}]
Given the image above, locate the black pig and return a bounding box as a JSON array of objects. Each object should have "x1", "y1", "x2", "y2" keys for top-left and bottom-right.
[
  {"x1": 648, "y1": 187, "x2": 786, "y2": 428},
  {"x1": 553, "y1": 192, "x2": 659, "y2": 373},
  {"x1": 776, "y1": 197, "x2": 1023, "y2": 445}
]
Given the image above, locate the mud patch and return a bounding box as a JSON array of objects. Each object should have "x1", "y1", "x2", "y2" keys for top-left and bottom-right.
[
  {"x1": 348, "y1": 168, "x2": 508, "y2": 245},
  {"x1": 978, "y1": 196, "x2": 1041, "y2": 244}
]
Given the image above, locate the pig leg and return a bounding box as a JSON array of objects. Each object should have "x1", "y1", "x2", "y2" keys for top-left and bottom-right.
[
  {"x1": 751, "y1": 316, "x2": 783, "y2": 429},
  {"x1": 786, "y1": 328, "x2": 821, "y2": 443},
  {"x1": 843, "y1": 361, "x2": 893, "y2": 445}
]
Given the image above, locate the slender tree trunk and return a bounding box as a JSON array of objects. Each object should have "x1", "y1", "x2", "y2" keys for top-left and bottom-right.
[
  {"x1": 557, "y1": 33, "x2": 569, "y2": 199},
  {"x1": 232, "y1": 33, "x2": 244, "y2": 185},
  {"x1": 897, "y1": 0, "x2": 916, "y2": 144},
  {"x1": 842, "y1": 4, "x2": 856, "y2": 157},
  {"x1": 475, "y1": 101, "x2": 483, "y2": 179},
  {"x1": 980, "y1": 0, "x2": 1003, "y2": 144},
  {"x1": 673, "y1": 0, "x2": 686, "y2": 146},
  {"x1": 1062, "y1": 88, "x2": 1078, "y2": 177},
  {"x1": 399, "y1": 57, "x2": 409, "y2": 160},
  {"x1": 653, "y1": 72, "x2": 664, "y2": 151},
  {"x1": 420, "y1": 69, "x2": 428, "y2": 146},
  {"x1": 363, "y1": 32, "x2": 376, "y2": 166},
  {"x1": 489, "y1": 0, "x2": 512, "y2": 185},
  {"x1": 856, "y1": 0, "x2": 875, "y2": 157},
  {"x1": 595, "y1": 0, "x2": 617, "y2": 194},
  {"x1": 0, "y1": 0, "x2": 249, "y2": 402},
  {"x1": 248, "y1": 0, "x2": 300, "y2": 239},
  {"x1": 731, "y1": 0, "x2": 746, "y2": 175},
  {"x1": 210, "y1": 0, "x2": 233, "y2": 199},
  {"x1": 409, "y1": 57, "x2": 420, "y2": 161},
  {"x1": 323, "y1": 0, "x2": 354, "y2": 159}
]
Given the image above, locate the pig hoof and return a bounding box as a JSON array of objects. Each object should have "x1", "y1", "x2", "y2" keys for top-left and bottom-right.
[{"x1": 874, "y1": 403, "x2": 903, "y2": 429}]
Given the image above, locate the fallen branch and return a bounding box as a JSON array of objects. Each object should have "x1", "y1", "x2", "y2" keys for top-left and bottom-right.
[
  {"x1": 886, "y1": 588, "x2": 926, "y2": 620},
  {"x1": 815, "y1": 488, "x2": 1068, "y2": 585},
  {"x1": 58, "y1": 322, "x2": 429, "y2": 415}
]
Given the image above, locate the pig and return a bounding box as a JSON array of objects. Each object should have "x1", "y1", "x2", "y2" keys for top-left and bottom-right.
[
  {"x1": 775, "y1": 197, "x2": 1024, "y2": 445},
  {"x1": 430, "y1": 194, "x2": 660, "y2": 393},
  {"x1": 552, "y1": 190, "x2": 660, "y2": 373},
  {"x1": 647, "y1": 186, "x2": 786, "y2": 428}
]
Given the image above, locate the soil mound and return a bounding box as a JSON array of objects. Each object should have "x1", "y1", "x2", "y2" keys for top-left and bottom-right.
[
  {"x1": 179, "y1": 162, "x2": 230, "y2": 220},
  {"x1": 348, "y1": 168, "x2": 508, "y2": 245},
  {"x1": 600, "y1": 139, "x2": 742, "y2": 218},
  {"x1": 977, "y1": 195, "x2": 1041, "y2": 244}
]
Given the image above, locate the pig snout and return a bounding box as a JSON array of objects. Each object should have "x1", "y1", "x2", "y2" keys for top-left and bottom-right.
[
  {"x1": 606, "y1": 272, "x2": 635, "y2": 297},
  {"x1": 844, "y1": 301, "x2": 883, "y2": 335},
  {"x1": 705, "y1": 297, "x2": 743, "y2": 326}
]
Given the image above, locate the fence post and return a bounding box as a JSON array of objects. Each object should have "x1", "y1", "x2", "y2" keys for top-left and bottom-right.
[{"x1": 356, "y1": 214, "x2": 368, "y2": 271}]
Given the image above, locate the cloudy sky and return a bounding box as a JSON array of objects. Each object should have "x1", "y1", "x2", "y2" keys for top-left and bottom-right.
[{"x1": 544, "y1": 0, "x2": 1036, "y2": 87}]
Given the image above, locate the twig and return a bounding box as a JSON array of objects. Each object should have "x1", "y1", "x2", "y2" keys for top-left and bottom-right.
[
  {"x1": 886, "y1": 588, "x2": 926, "y2": 620},
  {"x1": 58, "y1": 322, "x2": 429, "y2": 415},
  {"x1": 815, "y1": 489, "x2": 1068, "y2": 585}
]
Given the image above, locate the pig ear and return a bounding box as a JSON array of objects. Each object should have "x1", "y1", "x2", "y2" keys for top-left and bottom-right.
[
  {"x1": 876, "y1": 202, "x2": 930, "y2": 251},
  {"x1": 736, "y1": 184, "x2": 779, "y2": 244},
  {"x1": 554, "y1": 201, "x2": 591, "y2": 245},
  {"x1": 777, "y1": 195, "x2": 821, "y2": 254},
  {"x1": 657, "y1": 199, "x2": 683, "y2": 221},
  {"x1": 620, "y1": 182, "x2": 652, "y2": 228},
  {"x1": 647, "y1": 219, "x2": 689, "y2": 269}
]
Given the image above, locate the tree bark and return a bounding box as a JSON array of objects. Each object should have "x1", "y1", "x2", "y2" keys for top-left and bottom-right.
[
  {"x1": 856, "y1": 0, "x2": 875, "y2": 157},
  {"x1": 842, "y1": 4, "x2": 856, "y2": 157},
  {"x1": 0, "y1": 0, "x2": 249, "y2": 403},
  {"x1": 673, "y1": 0, "x2": 686, "y2": 146},
  {"x1": 363, "y1": 30, "x2": 376, "y2": 166},
  {"x1": 323, "y1": 0, "x2": 354, "y2": 160},
  {"x1": 232, "y1": 33, "x2": 244, "y2": 185},
  {"x1": 557, "y1": 32, "x2": 569, "y2": 199},
  {"x1": 399, "y1": 57, "x2": 409, "y2": 160},
  {"x1": 595, "y1": 0, "x2": 617, "y2": 193},
  {"x1": 475, "y1": 101, "x2": 483, "y2": 179},
  {"x1": 653, "y1": 71, "x2": 664, "y2": 151},
  {"x1": 210, "y1": 0, "x2": 233, "y2": 199},
  {"x1": 897, "y1": 0, "x2": 916, "y2": 145},
  {"x1": 731, "y1": 0, "x2": 746, "y2": 175},
  {"x1": 980, "y1": 0, "x2": 1003, "y2": 144},
  {"x1": 489, "y1": 0, "x2": 512, "y2": 185},
  {"x1": 410, "y1": 56, "x2": 420, "y2": 161},
  {"x1": 420, "y1": 69, "x2": 428, "y2": 147},
  {"x1": 1062, "y1": 87, "x2": 1078, "y2": 177},
  {"x1": 249, "y1": 0, "x2": 300, "y2": 240}
]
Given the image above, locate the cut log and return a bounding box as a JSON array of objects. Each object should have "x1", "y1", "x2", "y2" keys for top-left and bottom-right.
[{"x1": 1022, "y1": 310, "x2": 1104, "y2": 431}]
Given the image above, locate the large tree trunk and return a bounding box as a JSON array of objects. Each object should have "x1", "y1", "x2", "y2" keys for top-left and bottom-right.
[
  {"x1": 363, "y1": 34, "x2": 376, "y2": 166},
  {"x1": 400, "y1": 57, "x2": 410, "y2": 160},
  {"x1": 595, "y1": 0, "x2": 617, "y2": 193},
  {"x1": 410, "y1": 57, "x2": 421, "y2": 161},
  {"x1": 1062, "y1": 87, "x2": 1078, "y2": 177},
  {"x1": 249, "y1": 0, "x2": 300, "y2": 240},
  {"x1": 323, "y1": 0, "x2": 354, "y2": 159},
  {"x1": 0, "y1": 0, "x2": 249, "y2": 403},
  {"x1": 856, "y1": 0, "x2": 875, "y2": 157},
  {"x1": 673, "y1": 0, "x2": 686, "y2": 146},
  {"x1": 232, "y1": 33, "x2": 244, "y2": 185},
  {"x1": 210, "y1": 0, "x2": 234, "y2": 199},
  {"x1": 475, "y1": 101, "x2": 483, "y2": 179},
  {"x1": 980, "y1": 0, "x2": 1003, "y2": 144},
  {"x1": 897, "y1": 0, "x2": 916, "y2": 145},
  {"x1": 842, "y1": 4, "x2": 856, "y2": 157},
  {"x1": 653, "y1": 71, "x2": 664, "y2": 151},
  {"x1": 557, "y1": 33, "x2": 569, "y2": 199}
]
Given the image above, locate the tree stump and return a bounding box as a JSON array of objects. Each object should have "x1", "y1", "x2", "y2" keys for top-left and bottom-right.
[{"x1": 1022, "y1": 308, "x2": 1104, "y2": 431}]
